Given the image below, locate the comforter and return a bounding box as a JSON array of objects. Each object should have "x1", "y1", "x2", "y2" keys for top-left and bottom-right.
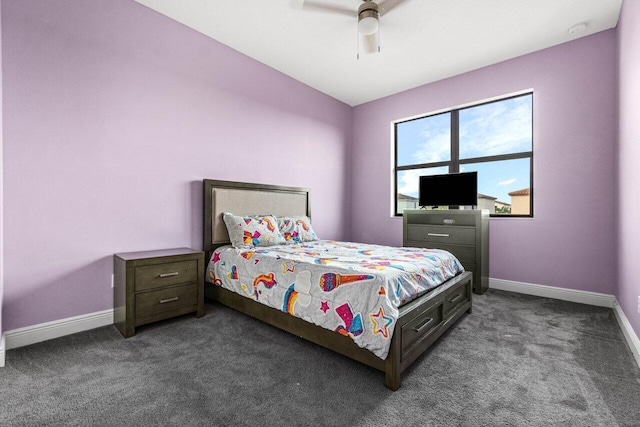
[{"x1": 207, "y1": 240, "x2": 464, "y2": 359}]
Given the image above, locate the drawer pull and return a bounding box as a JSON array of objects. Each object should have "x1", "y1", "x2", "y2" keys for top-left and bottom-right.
[
  {"x1": 427, "y1": 233, "x2": 450, "y2": 237},
  {"x1": 159, "y1": 297, "x2": 179, "y2": 304},
  {"x1": 159, "y1": 272, "x2": 179, "y2": 278},
  {"x1": 448, "y1": 294, "x2": 463, "y2": 305},
  {"x1": 412, "y1": 317, "x2": 435, "y2": 334}
]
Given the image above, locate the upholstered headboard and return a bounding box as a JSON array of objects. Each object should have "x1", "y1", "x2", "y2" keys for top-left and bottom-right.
[{"x1": 202, "y1": 179, "x2": 311, "y2": 260}]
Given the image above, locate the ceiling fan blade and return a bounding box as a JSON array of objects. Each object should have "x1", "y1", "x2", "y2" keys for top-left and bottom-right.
[
  {"x1": 377, "y1": 0, "x2": 405, "y2": 16},
  {"x1": 301, "y1": 1, "x2": 355, "y2": 16}
]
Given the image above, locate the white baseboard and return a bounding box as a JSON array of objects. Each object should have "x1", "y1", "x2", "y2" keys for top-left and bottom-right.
[
  {"x1": 613, "y1": 300, "x2": 640, "y2": 369},
  {"x1": 0, "y1": 334, "x2": 5, "y2": 367},
  {"x1": 489, "y1": 277, "x2": 640, "y2": 369},
  {"x1": 489, "y1": 278, "x2": 616, "y2": 308},
  {"x1": 4, "y1": 309, "x2": 114, "y2": 351}
]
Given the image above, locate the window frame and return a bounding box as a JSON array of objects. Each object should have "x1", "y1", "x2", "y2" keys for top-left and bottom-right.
[{"x1": 393, "y1": 92, "x2": 534, "y2": 218}]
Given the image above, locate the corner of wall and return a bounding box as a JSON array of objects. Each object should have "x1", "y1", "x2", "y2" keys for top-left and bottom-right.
[
  {"x1": 616, "y1": 0, "x2": 640, "y2": 350},
  {"x1": 345, "y1": 104, "x2": 355, "y2": 242},
  {"x1": 0, "y1": 0, "x2": 5, "y2": 353},
  {"x1": 614, "y1": 299, "x2": 640, "y2": 369}
]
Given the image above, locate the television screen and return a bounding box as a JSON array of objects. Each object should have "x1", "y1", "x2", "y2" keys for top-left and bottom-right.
[{"x1": 419, "y1": 172, "x2": 478, "y2": 207}]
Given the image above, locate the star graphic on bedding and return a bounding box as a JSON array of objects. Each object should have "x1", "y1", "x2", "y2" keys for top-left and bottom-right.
[
  {"x1": 282, "y1": 260, "x2": 296, "y2": 274},
  {"x1": 369, "y1": 306, "x2": 393, "y2": 339},
  {"x1": 212, "y1": 252, "x2": 221, "y2": 263},
  {"x1": 320, "y1": 301, "x2": 330, "y2": 314}
]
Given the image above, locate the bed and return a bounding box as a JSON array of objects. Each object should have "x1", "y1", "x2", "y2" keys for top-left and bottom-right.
[{"x1": 203, "y1": 179, "x2": 473, "y2": 390}]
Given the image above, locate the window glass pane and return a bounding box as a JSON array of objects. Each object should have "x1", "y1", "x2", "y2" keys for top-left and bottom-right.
[
  {"x1": 396, "y1": 167, "x2": 449, "y2": 214},
  {"x1": 461, "y1": 158, "x2": 531, "y2": 215},
  {"x1": 459, "y1": 95, "x2": 532, "y2": 159},
  {"x1": 396, "y1": 113, "x2": 451, "y2": 166}
]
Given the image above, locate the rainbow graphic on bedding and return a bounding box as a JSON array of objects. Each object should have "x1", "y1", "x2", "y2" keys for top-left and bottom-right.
[
  {"x1": 282, "y1": 271, "x2": 312, "y2": 315},
  {"x1": 259, "y1": 216, "x2": 276, "y2": 232},
  {"x1": 207, "y1": 240, "x2": 464, "y2": 359}
]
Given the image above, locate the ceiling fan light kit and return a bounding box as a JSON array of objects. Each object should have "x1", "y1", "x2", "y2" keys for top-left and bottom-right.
[
  {"x1": 357, "y1": 1, "x2": 381, "y2": 59},
  {"x1": 358, "y1": 1, "x2": 380, "y2": 35},
  {"x1": 301, "y1": 0, "x2": 400, "y2": 59}
]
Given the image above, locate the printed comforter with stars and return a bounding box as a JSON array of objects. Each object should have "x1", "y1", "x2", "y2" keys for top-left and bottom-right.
[{"x1": 207, "y1": 240, "x2": 464, "y2": 359}]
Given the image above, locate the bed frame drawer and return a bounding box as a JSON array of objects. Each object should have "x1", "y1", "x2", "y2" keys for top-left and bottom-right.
[
  {"x1": 135, "y1": 283, "x2": 198, "y2": 318},
  {"x1": 401, "y1": 303, "x2": 444, "y2": 356},
  {"x1": 135, "y1": 260, "x2": 198, "y2": 292},
  {"x1": 443, "y1": 279, "x2": 471, "y2": 318},
  {"x1": 395, "y1": 271, "x2": 473, "y2": 370}
]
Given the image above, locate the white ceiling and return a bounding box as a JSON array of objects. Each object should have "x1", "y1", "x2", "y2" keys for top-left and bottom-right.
[{"x1": 133, "y1": 0, "x2": 622, "y2": 106}]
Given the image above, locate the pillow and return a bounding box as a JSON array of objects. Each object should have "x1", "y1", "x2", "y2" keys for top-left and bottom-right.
[
  {"x1": 223, "y1": 213, "x2": 286, "y2": 249},
  {"x1": 277, "y1": 215, "x2": 319, "y2": 243}
]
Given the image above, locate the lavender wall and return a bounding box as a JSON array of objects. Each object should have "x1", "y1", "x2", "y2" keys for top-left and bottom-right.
[
  {"x1": 617, "y1": 0, "x2": 640, "y2": 338},
  {"x1": 1, "y1": 0, "x2": 352, "y2": 331},
  {"x1": 0, "y1": 2, "x2": 4, "y2": 339},
  {"x1": 351, "y1": 31, "x2": 618, "y2": 294}
]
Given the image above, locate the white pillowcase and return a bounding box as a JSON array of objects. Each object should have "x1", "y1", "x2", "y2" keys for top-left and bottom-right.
[
  {"x1": 277, "y1": 215, "x2": 319, "y2": 243},
  {"x1": 223, "y1": 213, "x2": 286, "y2": 249}
]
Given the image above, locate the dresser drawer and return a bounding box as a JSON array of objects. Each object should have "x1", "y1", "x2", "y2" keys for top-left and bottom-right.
[
  {"x1": 135, "y1": 260, "x2": 198, "y2": 291},
  {"x1": 401, "y1": 302, "x2": 443, "y2": 357},
  {"x1": 407, "y1": 225, "x2": 475, "y2": 245},
  {"x1": 135, "y1": 283, "x2": 198, "y2": 318}
]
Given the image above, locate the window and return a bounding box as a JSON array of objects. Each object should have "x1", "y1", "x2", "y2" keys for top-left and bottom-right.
[{"x1": 394, "y1": 93, "x2": 533, "y2": 217}]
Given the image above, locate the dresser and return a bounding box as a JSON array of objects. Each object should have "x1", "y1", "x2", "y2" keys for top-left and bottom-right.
[
  {"x1": 114, "y1": 248, "x2": 205, "y2": 338},
  {"x1": 403, "y1": 210, "x2": 489, "y2": 294}
]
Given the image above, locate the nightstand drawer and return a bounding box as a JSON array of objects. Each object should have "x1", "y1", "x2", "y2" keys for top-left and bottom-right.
[
  {"x1": 407, "y1": 225, "x2": 475, "y2": 245},
  {"x1": 135, "y1": 283, "x2": 198, "y2": 318},
  {"x1": 135, "y1": 260, "x2": 198, "y2": 291}
]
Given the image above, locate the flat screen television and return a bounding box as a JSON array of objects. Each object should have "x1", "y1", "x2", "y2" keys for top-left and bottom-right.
[{"x1": 419, "y1": 172, "x2": 478, "y2": 208}]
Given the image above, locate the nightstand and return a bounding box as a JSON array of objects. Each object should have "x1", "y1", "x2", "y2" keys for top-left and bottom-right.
[{"x1": 114, "y1": 248, "x2": 205, "y2": 338}]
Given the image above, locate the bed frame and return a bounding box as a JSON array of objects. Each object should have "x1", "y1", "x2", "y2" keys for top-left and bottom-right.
[{"x1": 202, "y1": 179, "x2": 473, "y2": 390}]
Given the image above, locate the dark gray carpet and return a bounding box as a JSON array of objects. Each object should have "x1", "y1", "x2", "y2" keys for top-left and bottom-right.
[{"x1": 1, "y1": 289, "x2": 639, "y2": 426}]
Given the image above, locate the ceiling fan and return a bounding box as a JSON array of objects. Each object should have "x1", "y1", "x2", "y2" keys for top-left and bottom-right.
[{"x1": 300, "y1": 0, "x2": 405, "y2": 58}]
